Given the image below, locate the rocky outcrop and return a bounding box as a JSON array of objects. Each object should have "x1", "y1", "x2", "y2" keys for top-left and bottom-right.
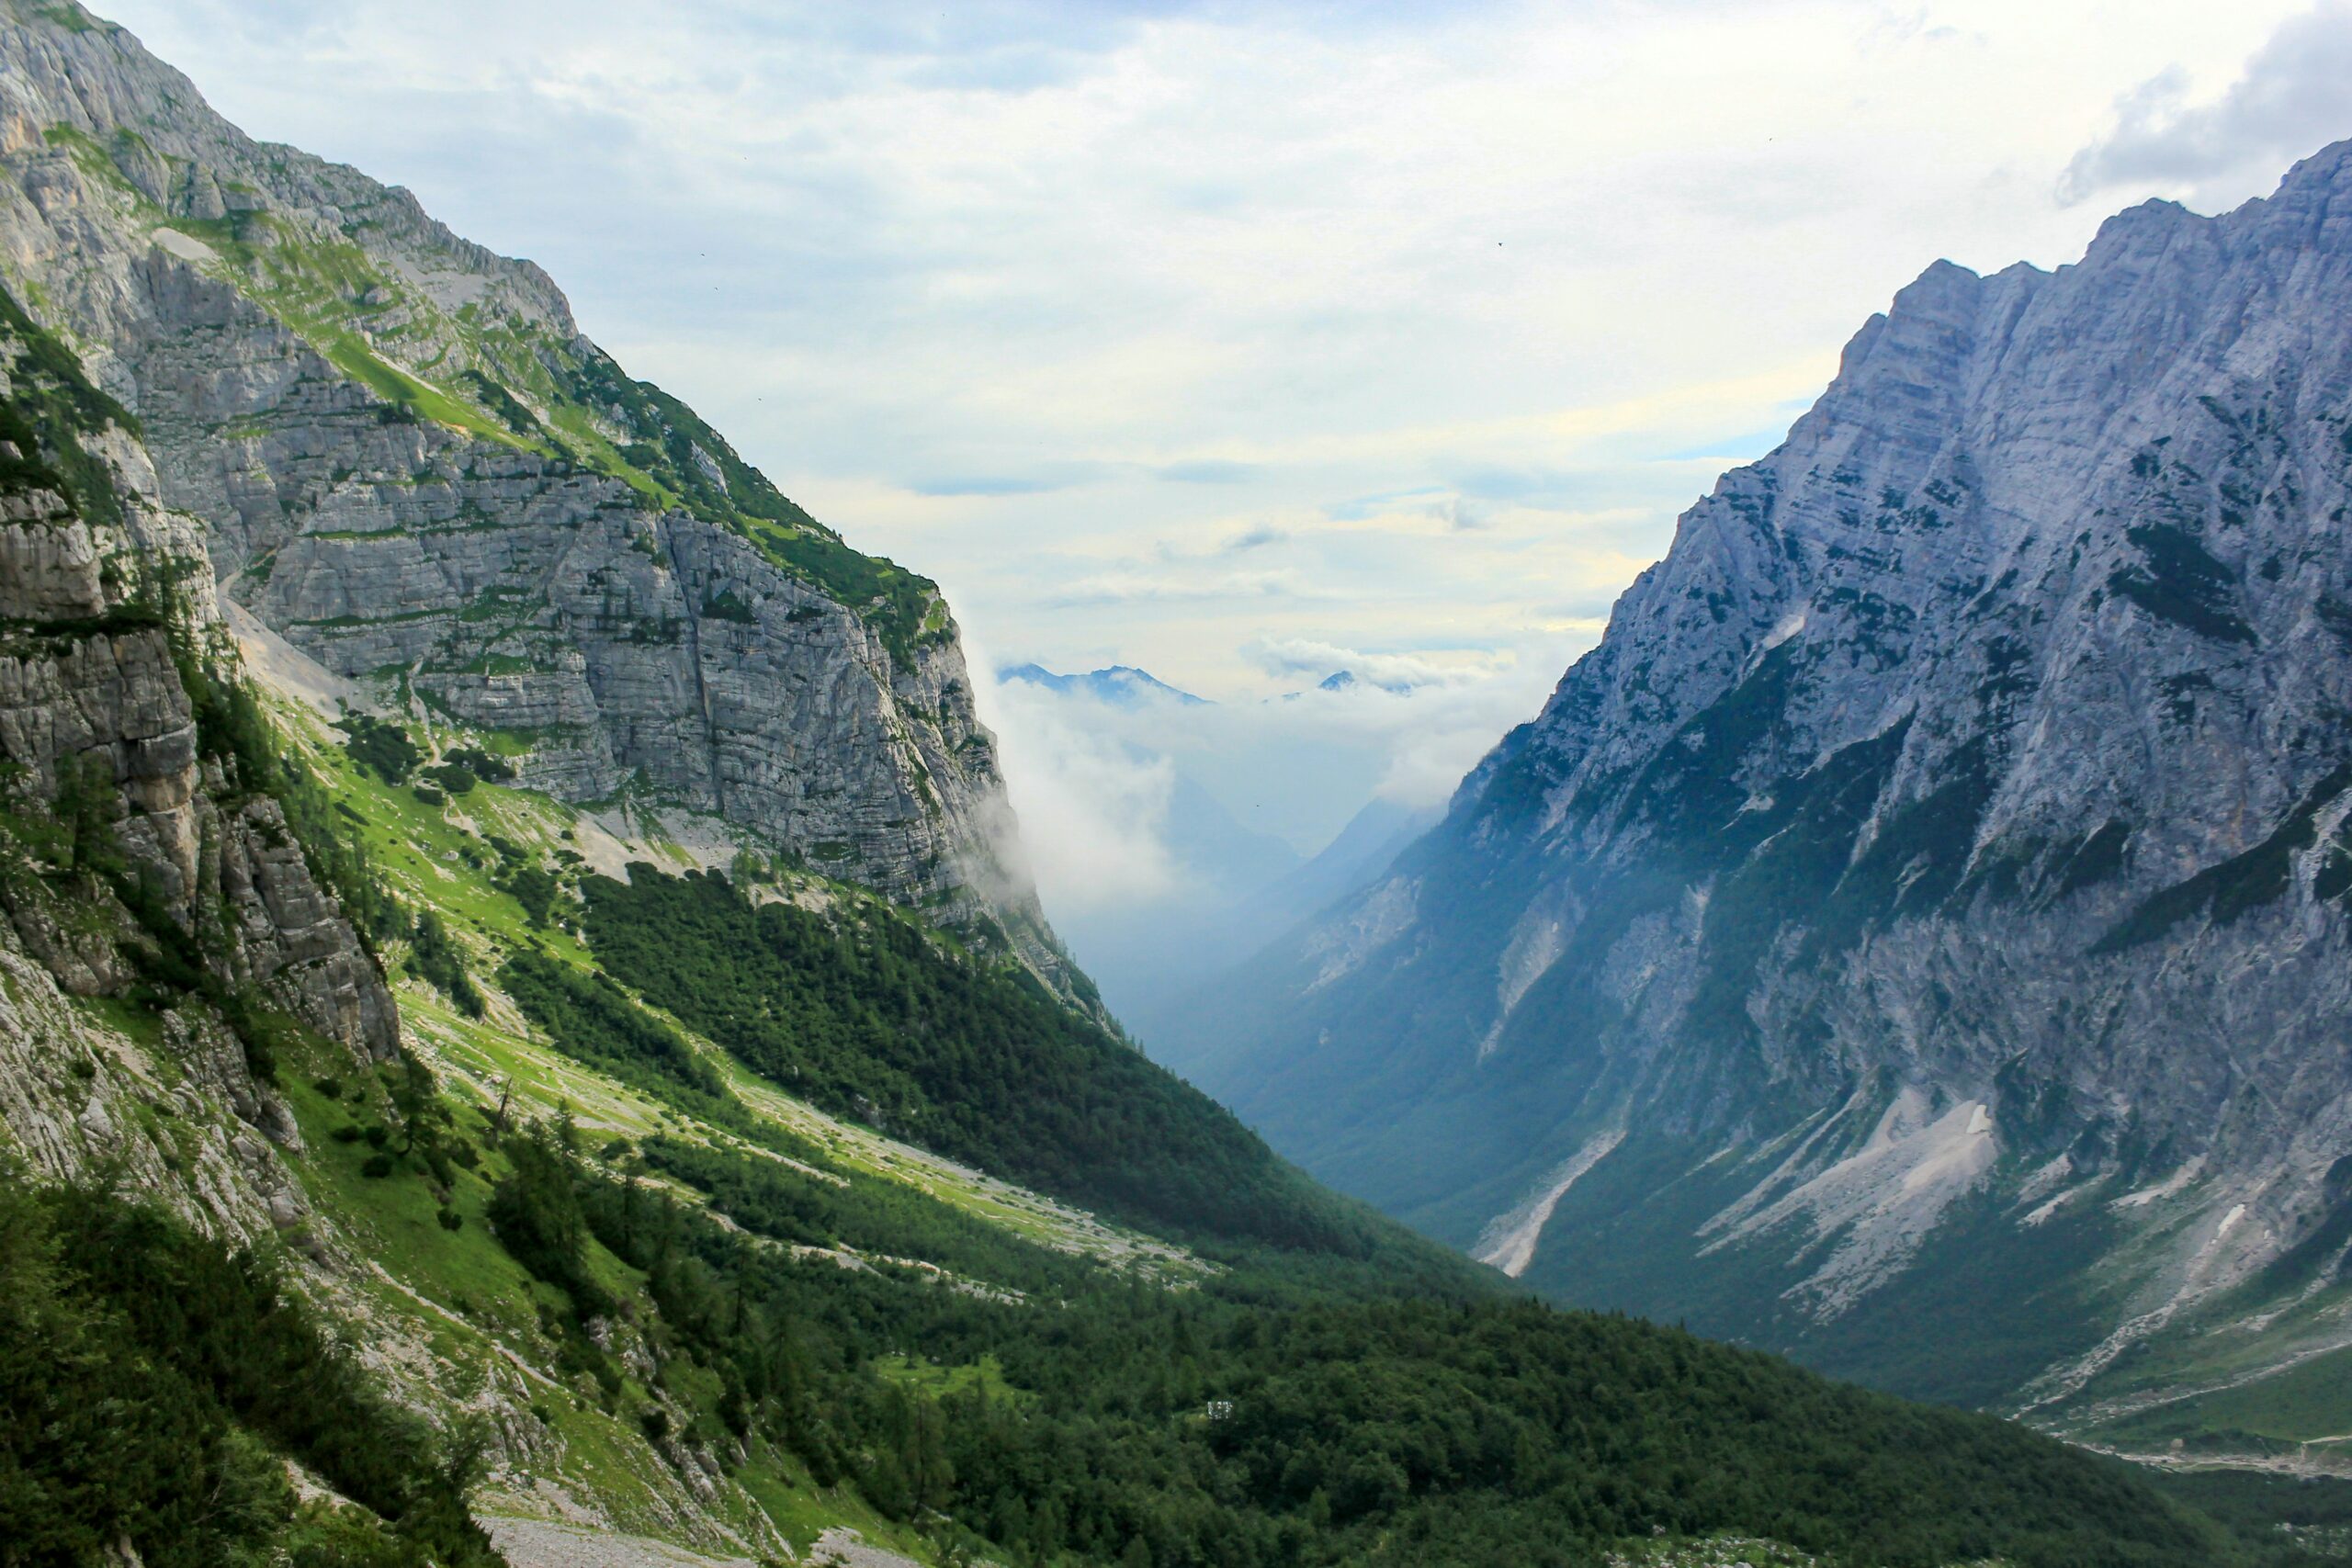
[
  {"x1": 0, "y1": 924, "x2": 322, "y2": 1246},
  {"x1": 0, "y1": 0, "x2": 1035, "y2": 924},
  {"x1": 0, "y1": 290, "x2": 394, "y2": 1239},
  {"x1": 2, "y1": 573, "x2": 394, "y2": 1047},
  {"x1": 1170, "y1": 141, "x2": 2352, "y2": 1416}
]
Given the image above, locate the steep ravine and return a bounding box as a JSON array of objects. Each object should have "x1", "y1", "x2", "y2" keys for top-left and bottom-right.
[{"x1": 0, "y1": 6, "x2": 2335, "y2": 1564}]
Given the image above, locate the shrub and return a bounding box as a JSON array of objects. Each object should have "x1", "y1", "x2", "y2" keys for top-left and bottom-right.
[
  {"x1": 502, "y1": 865, "x2": 560, "y2": 926},
  {"x1": 487, "y1": 1124, "x2": 612, "y2": 1321},
  {"x1": 445, "y1": 747, "x2": 514, "y2": 784},
  {"x1": 336, "y1": 715, "x2": 420, "y2": 784},
  {"x1": 424, "y1": 762, "x2": 477, "y2": 795},
  {"x1": 405, "y1": 911, "x2": 484, "y2": 1018}
]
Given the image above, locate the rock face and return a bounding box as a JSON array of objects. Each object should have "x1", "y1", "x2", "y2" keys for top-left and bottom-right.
[
  {"x1": 0, "y1": 285, "x2": 390, "y2": 1240},
  {"x1": 0, "y1": 0, "x2": 1035, "y2": 926},
  {"x1": 1169, "y1": 142, "x2": 2352, "y2": 1416}
]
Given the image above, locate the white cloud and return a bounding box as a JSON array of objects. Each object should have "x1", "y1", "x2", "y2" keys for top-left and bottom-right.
[
  {"x1": 2061, "y1": 3, "x2": 2352, "y2": 207},
  {"x1": 989, "y1": 631, "x2": 1567, "y2": 860},
  {"x1": 966, "y1": 635, "x2": 1182, "y2": 915},
  {"x1": 1042, "y1": 566, "x2": 1320, "y2": 608},
  {"x1": 96, "y1": 0, "x2": 2318, "y2": 710},
  {"x1": 1239, "y1": 637, "x2": 1502, "y2": 692}
]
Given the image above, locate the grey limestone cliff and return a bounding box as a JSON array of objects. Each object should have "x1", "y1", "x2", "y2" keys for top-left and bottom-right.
[
  {"x1": 1169, "y1": 141, "x2": 2352, "y2": 1432},
  {"x1": 0, "y1": 288, "x2": 389, "y2": 1246},
  {"x1": 0, "y1": 0, "x2": 1045, "y2": 942}
]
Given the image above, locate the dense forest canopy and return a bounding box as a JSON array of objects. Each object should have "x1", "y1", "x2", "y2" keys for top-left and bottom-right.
[{"x1": 579, "y1": 866, "x2": 1395, "y2": 1255}]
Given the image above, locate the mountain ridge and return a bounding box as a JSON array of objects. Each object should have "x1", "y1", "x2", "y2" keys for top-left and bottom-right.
[
  {"x1": 0, "y1": 0, "x2": 1070, "y2": 972},
  {"x1": 999, "y1": 661, "x2": 1209, "y2": 707},
  {"x1": 1166, "y1": 135, "x2": 2352, "y2": 1451}
]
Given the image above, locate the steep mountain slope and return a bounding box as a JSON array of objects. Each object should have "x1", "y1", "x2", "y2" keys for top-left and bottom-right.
[
  {"x1": 0, "y1": 275, "x2": 506, "y2": 1564},
  {"x1": 1123, "y1": 795, "x2": 1442, "y2": 1061},
  {"x1": 0, "y1": 274, "x2": 394, "y2": 1201},
  {"x1": 0, "y1": 0, "x2": 1049, "y2": 954},
  {"x1": 1170, "y1": 141, "x2": 2352, "y2": 1450},
  {"x1": 1257, "y1": 796, "x2": 1443, "y2": 936}
]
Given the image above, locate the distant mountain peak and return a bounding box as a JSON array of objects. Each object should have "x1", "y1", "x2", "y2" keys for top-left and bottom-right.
[
  {"x1": 999, "y1": 661, "x2": 1209, "y2": 706},
  {"x1": 1272, "y1": 668, "x2": 1414, "y2": 701}
]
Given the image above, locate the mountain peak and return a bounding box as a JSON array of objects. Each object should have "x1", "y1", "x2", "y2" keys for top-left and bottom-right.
[
  {"x1": 2081, "y1": 194, "x2": 2202, "y2": 265},
  {"x1": 0, "y1": 0, "x2": 1061, "y2": 953},
  {"x1": 1178, "y1": 135, "x2": 2352, "y2": 1443},
  {"x1": 2277, "y1": 134, "x2": 2352, "y2": 196},
  {"x1": 999, "y1": 661, "x2": 1209, "y2": 705}
]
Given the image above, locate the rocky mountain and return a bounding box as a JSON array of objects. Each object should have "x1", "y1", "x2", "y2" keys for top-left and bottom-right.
[
  {"x1": 1168, "y1": 141, "x2": 2352, "y2": 1449},
  {"x1": 0, "y1": 270, "x2": 391, "y2": 1223},
  {"x1": 1297, "y1": 670, "x2": 1409, "y2": 698},
  {"x1": 1274, "y1": 796, "x2": 1444, "y2": 914},
  {"x1": 0, "y1": 1, "x2": 1047, "y2": 953},
  {"x1": 1120, "y1": 796, "x2": 1442, "y2": 1054},
  {"x1": 999, "y1": 661, "x2": 1208, "y2": 707}
]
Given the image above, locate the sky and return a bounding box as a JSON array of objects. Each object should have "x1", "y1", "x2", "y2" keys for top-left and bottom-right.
[{"x1": 96, "y1": 0, "x2": 2352, "y2": 893}]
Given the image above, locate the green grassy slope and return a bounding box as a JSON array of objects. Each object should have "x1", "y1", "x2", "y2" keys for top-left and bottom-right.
[{"x1": 0, "y1": 593, "x2": 2304, "y2": 1566}]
